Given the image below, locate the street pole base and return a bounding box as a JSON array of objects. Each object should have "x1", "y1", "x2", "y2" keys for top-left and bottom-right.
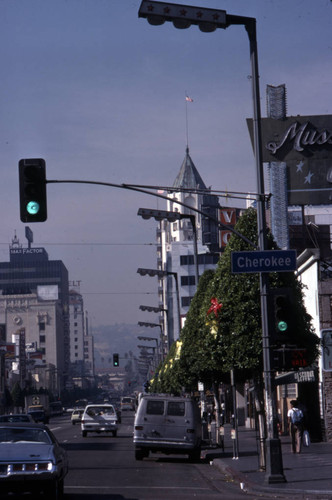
[{"x1": 264, "y1": 437, "x2": 287, "y2": 484}]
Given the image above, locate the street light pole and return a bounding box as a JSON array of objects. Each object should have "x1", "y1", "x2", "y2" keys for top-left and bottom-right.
[
  {"x1": 137, "y1": 267, "x2": 181, "y2": 344},
  {"x1": 138, "y1": 1, "x2": 285, "y2": 484},
  {"x1": 138, "y1": 208, "x2": 199, "y2": 288}
]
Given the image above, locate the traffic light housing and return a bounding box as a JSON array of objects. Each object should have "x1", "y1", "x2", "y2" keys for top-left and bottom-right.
[
  {"x1": 269, "y1": 288, "x2": 294, "y2": 345},
  {"x1": 113, "y1": 353, "x2": 119, "y2": 367},
  {"x1": 19, "y1": 159, "x2": 47, "y2": 222},
  {"x1": 272, "y1": 347, "x2": 308, "y2": 371}
]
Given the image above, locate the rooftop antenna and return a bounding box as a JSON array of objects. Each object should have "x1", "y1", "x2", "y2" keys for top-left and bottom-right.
[{"x1": 185, "y1": 92, "x2": 193, "y2": 153}]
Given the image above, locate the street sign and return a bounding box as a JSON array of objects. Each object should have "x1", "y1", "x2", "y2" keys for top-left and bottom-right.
[{"x1": 231, "y1": 250, "x2": 297, "y2": 274}]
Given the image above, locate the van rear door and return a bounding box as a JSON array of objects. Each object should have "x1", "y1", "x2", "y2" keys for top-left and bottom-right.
[
  {"x1": 143, "y1": 399, "x2": 166, "y2": 441},
  {"x1": 164, "y1": 400, "x2": 189, "y2": 443}
]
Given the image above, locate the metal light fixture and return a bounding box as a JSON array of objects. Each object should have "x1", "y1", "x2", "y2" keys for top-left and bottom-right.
[
  {"x1": 138, "y1": 0, "x2": 283, "y2": 484},
  {"x1": 138, "y1": 208, "x2": 199, "y2": 286}
]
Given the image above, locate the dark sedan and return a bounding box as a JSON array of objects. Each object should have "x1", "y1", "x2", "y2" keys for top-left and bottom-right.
[
  {"x1": 0, "y1": 414, "x2": 33, "y2": 423},
  {"x1": 0, "y1": 422, "x2": 68, "y2": 499}
]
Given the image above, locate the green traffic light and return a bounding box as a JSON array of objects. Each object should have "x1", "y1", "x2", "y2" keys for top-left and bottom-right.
[
  {"x1": 26, "y1": 200, "x2": 40, "y2": 215},
  {"x1": 277, "y1": 320, "x2": 288, "y2": 332}
]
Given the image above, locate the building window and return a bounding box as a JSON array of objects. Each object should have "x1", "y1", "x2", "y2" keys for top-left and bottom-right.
[
  {"x1": 39, "y1": 322, "x2": 46, "y2": 332},
  {"x1": 181, "y1": 275, "x2": 196, "y2": 286},
  {"x1": 40, "y1": 335, "x2": 46, "y2": 343},
  {"x1": 181, "y1": 296, "x2": 194, "y2": 307},
  {"x1": 180, "y1": 255, "x2": 194, "y2": 265}
]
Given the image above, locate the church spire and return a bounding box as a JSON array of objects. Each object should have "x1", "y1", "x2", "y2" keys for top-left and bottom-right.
[{"x1": 172, "y1": 148, "x2": 207, "y2": 190}]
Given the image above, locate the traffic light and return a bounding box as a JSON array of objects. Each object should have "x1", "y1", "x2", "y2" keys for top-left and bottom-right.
[
  {"x1": 269, "y1": 288, "x2": 294, "y2": 345},
  {"x1": 113, "y1": 353, "x2": 119, "y2": 367},
  {"x1": 19, "y1": 159, "x2": 47, "y2": 222},
  {"x1": 272, "y1": 347, "x2": 308, "y2": 371}
]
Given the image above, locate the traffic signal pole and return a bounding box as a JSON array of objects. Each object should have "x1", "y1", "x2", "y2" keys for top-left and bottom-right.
[{"x1": 245, "y1": 18, "x2": 286, "y2": 483}]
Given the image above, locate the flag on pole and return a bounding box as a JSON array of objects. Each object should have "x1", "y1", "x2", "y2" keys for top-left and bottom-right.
[{"x1": 185, "y1": 95, "x2": 194, "y2": 102}]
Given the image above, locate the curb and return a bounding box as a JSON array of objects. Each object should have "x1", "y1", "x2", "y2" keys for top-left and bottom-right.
[{"x1": 212, "y1": 458, "x2": 332, "y2": 500}]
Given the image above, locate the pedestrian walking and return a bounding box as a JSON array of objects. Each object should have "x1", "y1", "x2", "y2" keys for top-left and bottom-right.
[{"x1": 287, "y1": 399, "x2": 304, "y2": 453}]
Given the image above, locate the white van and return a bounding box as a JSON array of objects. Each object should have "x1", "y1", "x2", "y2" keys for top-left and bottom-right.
[
  {"x1": 133, "y1": 394, "x2": 201, "y2": 461},
  {"x1": 81, "y1": 404, "x2": 118, "y2": 437}
]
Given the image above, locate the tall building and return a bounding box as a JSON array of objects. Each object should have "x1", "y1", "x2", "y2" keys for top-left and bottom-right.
[
  {"x1": 158, "y1": 148, "x2": 221, "y2": 347},
  {"x1": 0, "y1": 233, "x2": 69, "y2": 394},
  {"x1": 68, "y1": 283, "x2": 95, "y2": 383}
]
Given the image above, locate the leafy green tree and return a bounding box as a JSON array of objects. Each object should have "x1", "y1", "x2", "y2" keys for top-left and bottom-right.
[
  {"x1": 208, "y1": 207, "x2": 319, "y2": 374},
  {"x1": 151, "y1": 207, "x2": 319, "y2": 394}
]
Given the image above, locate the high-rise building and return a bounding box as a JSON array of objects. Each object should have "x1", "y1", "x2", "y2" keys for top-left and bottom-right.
[
  {"x1": 158, "y1": 148, "x2": 220, "y2": 346},
  {"x1": 68, "y1": 284, "x2": 95, "y2": 382},
  {"x1": 0, "y1": 233, "x2": 69, "y2": 394}
]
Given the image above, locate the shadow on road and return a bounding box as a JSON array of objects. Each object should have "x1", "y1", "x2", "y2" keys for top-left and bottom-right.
[
  {"x1": 63, "y1": 441, "x2": 117, "y2": 451},
  {"x1": 66, "y1": 495, "x2": 138, "y2": 500}
]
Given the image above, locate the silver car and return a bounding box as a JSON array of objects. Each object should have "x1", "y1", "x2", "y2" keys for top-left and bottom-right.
[
  {"x1": 0, "y1": 422, "x2": 68, "y2": 499},
  {"x1": 81, "y1": 404, "x2": 118, "y2": 437}
]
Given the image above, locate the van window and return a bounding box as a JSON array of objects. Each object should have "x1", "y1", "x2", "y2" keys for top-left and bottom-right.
[
  {"x1": 146, "y1": 400, "x2": 164, "y2": 415},
  {"x1": 167, "y1": 402, "x2": 185, "y2": 416}
]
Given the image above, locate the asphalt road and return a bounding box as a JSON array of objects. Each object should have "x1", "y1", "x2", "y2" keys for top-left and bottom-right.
[{"x1": 47, "y1": 412, "x2": 253, "y2": 500}]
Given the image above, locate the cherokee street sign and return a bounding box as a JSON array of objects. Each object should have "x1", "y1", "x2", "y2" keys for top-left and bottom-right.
[{"x1": 231, "y1": 250, "x2": 297, "y2": 274}]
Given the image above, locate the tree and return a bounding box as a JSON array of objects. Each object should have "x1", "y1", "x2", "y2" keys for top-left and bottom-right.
[{"x1": 151, "y1": 207, "x2": 319, "y2": 395}]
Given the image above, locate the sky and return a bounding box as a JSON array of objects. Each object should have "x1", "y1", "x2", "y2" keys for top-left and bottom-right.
[{"x1": 0, "y1": 0, "x2": 331, "y2": 327}]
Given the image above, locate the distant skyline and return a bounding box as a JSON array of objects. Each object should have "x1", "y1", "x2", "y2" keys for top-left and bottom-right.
[{"x1": 0, "y1": 0, "x2": 331, "y2": 326}]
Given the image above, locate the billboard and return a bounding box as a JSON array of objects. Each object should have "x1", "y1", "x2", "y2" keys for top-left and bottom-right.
[{"x1": 247, "y1": 115, "x2": 332, "y2": 205}]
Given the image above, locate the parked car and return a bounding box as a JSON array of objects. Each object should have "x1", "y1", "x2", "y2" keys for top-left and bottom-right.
[
  {"x1": 71, "y1": 408, "x2": 84, "y2": 425},
  {"x1": 133, "y1": 394, "x2": 202, "y2": 461},
  {"x1": 81, "y1": 404, "x2": 118, "y2": 437},
  {"x1": 0, "y1": 422, "x2": 68, "y2": 499},
  {"x1": 0, "y1": 414, "x2": 33, "y2": 423},
  {"x1": 28, "y1": 408, "x2": 49, "y2": 424}
]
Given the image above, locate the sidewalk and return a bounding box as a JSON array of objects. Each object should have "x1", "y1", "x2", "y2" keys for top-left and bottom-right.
[{"x1": 203, "y1": 424, "x2": 332, "y2": 499}]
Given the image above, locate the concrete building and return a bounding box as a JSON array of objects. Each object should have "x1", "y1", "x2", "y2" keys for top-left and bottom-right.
[
  {"x1": 69, "y1": 285, "x2": 95, "y2": 382},
  {"x1": 0, "y1": 233, "x2": 69, "y2": 396}
]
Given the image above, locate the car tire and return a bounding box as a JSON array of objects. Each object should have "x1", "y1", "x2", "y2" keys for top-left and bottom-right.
[
  {"x1": 188, "y1": 448, "x2": 201, "y2": 462},
  {"x1": 46, "y1": 478, "x2": 64, "y2": 500},
  {"x1": 135, "y1": 448, "x2": 148, "y2": 460},
  {"x1": 72, "y1": 421, "x2": 75, "y2": 425},
  {"x1": 82, "y1": 430, "x2": 87, "y2": 437},
  {"x1": 112, "y1": 430, "x2": 117, "y2": 437}
]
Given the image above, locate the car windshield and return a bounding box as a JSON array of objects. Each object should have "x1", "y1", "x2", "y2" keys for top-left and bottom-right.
[
  {"x1": 0, "y1": 427, "x2": 52, "y2": 444},
  {"x1": 0, "y1": 415, "x2": 30, "y2": 422},
  {"x1": 86, "y1": 406, "x2": 115, "y2": 416}
]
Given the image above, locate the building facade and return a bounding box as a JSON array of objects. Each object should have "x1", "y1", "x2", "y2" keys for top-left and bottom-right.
[
  {"x1": 0, "y1": 234, "x2": 69, "y2": 396},
  {"x1": 69, "y1": 285, "x2": 95, "y2": 382},
  {"x1": 155, "y1": 148, "x2": 241, "y2": 348}
]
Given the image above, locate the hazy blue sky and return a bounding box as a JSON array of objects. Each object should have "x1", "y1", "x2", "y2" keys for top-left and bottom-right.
[{"x1": 0, "y1": 0, "x2": 331, "y2": 326}]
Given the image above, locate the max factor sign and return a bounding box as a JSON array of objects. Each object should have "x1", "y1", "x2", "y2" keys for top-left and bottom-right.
[
  {"x1": 10, "y1": 248, "x2": 45, "y2": 255},
  {"x1": 247, "y1": 114, "x2": 332, "y2": 162}
]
